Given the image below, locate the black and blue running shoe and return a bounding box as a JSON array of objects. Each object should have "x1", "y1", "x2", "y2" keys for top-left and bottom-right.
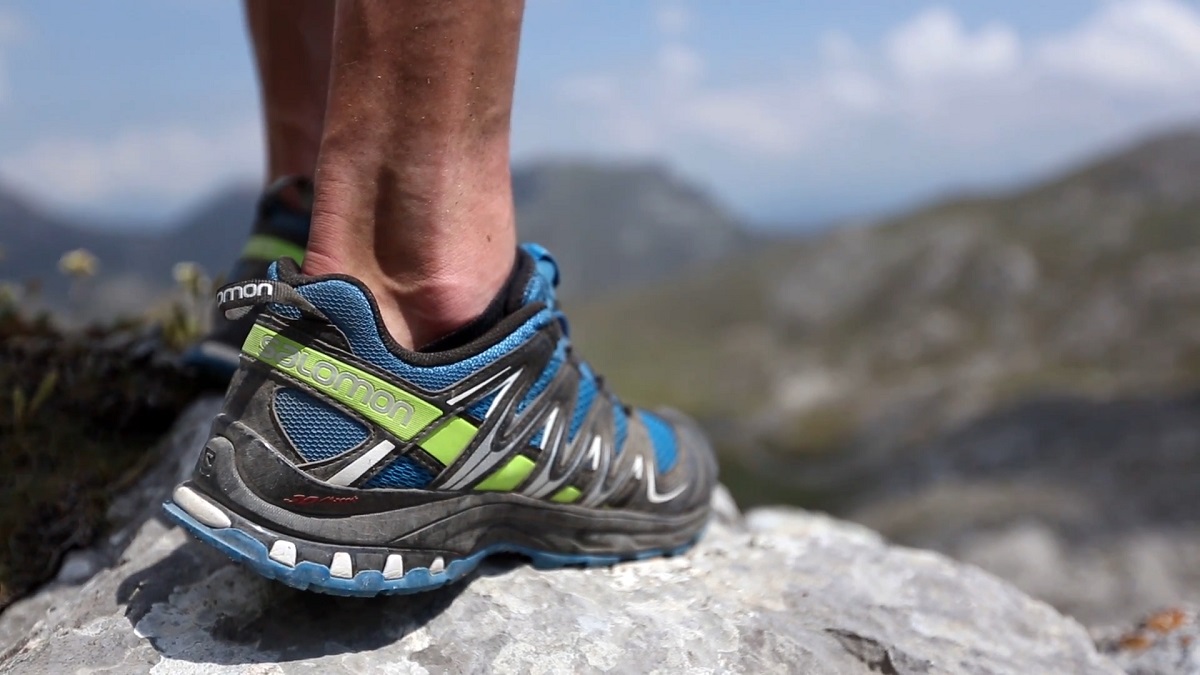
[
  {"x1": 184, "y1": 176, "x2": 312, "y2": 383},
  {"x1": 164, "y1": 244, "x2": 717, "y2": 596}
]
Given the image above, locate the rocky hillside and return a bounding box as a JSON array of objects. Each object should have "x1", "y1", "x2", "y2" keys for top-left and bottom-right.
[
  {"x1": 0, "y1": 162, "x2": 748, "y2": 316},
  {"x1": 514, "y1": 162, "x2": 747, "y2": 296},
  {"x1": 568, "y1": 127, "x2": 1200, "y2": 627},
  {"x1": 573, "y1": 127, "x2": 1200, "y2": 494}
]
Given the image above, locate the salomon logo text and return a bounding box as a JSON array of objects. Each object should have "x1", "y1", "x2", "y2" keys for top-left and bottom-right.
[
  {"x1": 218, "y1": 282, "x2": 273, "y2": 305},
  {"x1": 258, "y1": 335, "x2": 416, "y2": 425}
]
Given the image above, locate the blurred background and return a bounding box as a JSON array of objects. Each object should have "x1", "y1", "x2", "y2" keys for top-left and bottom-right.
[{"x1": 3, "y1": 0, "x2": 1200, "y2": 628}]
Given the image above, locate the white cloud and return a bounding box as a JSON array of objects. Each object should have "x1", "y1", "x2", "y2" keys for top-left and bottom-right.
[
  {"x1": 657, "y1": 43, "x2": 703, "y2": 86},
  {"x1": 655, "y1": 2, "x2": 690, "y2": 37},
  {"x1": 9, "y1": 0, "x2": 1200, "y2": 223},
  {"x1": 1038, "y1": 0, "x2": 1200, "y2": 90},
  {"x1": 683, "y1": 90, "x2": 804, "y2": 154},
  {"x1": 819, "y1": 31, "x2": 865, "y2": 67},
  {"x1": 0, "y1": 120, "x2": 263, "y2": 213},
  {"x1": 884, "y1": 8, "x2": 1021, "y2": 82},
  {"x1": 559, "y1": 74, "x2": 620, "y2": 106},
  {"x1": 533, "y1": 0, "x2": 1200, "y2": 220}
]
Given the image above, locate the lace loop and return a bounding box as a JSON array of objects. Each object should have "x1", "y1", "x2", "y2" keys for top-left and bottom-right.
[{"x1": 215, "y1": 279, "x2": 328, "y2": 323}]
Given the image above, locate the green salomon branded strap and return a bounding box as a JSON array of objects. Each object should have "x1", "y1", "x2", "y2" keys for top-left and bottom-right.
[
  {"x1": 246, "y1": 325, "x2": 576, "y2": 495},
  {"x1": 474, "y1": 455, "x2": 536, "y2": 492},
  {"x1": 550, "y1": 486, "x2": 582, "y2": 503},
  {"x1": 245, "y1": 325, "x2": 442, "y2": 441},
  {"x1": 241, "y1": 234, "x2": 306, "y2": 265},
  {"x1": 420, "y1": 417, "x2": 476, "y2": 466}
]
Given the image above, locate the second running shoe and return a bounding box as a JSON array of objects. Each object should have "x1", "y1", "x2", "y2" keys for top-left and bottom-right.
[
  {"x1": 184, "y1": 176, "x2": 312, "y2": 383},
  {"x1": 165, "y1": 244, "x2": 717, "y2": 596}
]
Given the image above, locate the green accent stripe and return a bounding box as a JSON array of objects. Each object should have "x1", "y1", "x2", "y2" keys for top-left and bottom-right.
[
  {"x1": 242, "y1": 234, "x2": 306, "y2": 265},
  {"x1": 244, "y1": 325, "x2": 441, "y2": 441},
  {"x1": 420, "y1": 417, "x2": 476, "y2": 465},
  {"x1": 550, "y1": 486, "x2": 581, "y2": 504},
  {"x1": 474, "y1": 455, "x2": 535, "y2": 492}
]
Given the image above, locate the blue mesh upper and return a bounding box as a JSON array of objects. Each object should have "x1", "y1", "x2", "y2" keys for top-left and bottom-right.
[
  {"x1": 289, "y1": 279, "x2": 548, "y2": 392},
  {"x1": 267, "y1": 249, "x2": 631, "y2": 471},
  {"x1": 638, "y1": 410, "x2": 677, "y2": 472},
  {"x1": 265, "y1": 262, "x2": 303, "y2": 319},
  {"x1": 274, "y1": 388, "x2": 368, "y2": 462},
  {"x1": 271, "y1": 305, "x2": 302, "y2": 320},
  {"x1": 362, "y1": 456, "x2": 435, "y2": 489},
  {"x1": 569, "y1": 364, "x2": 598, "y2": 441},
  {"x1": 466, "y1": 391, "x2": 497, "y2": 421},
  {"x1": 518, "y1": 340, "x2": 567, "y2": 414},
  {"x1": 612, "y1": 397, "x2": 628, "y2": 455},
  {"x1": 521, "y1": 243, "x2": 559, "y2": 306}
]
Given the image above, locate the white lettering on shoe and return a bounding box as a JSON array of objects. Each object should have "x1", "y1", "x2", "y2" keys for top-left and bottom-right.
[
  {"x1": 218, "y1": 281, "x2": 274, "y2": 305},
  {"x1": 257, "y1": 335, "x2": 416, "y2": 426}
]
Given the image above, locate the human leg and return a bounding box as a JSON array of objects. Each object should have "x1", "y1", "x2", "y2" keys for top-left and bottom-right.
[
  {"x1": 168, "y1": 0, "x2": 716, "y2": 597},
  {"x1": 302, "y1": 0, "x2": 522, "y2": 349},
  {"x1": 188, "y1": 1, "x2": 331, "y2": 376},
  {"x1": 244, "y1": 0, "x2": 333, "y2": 183}
]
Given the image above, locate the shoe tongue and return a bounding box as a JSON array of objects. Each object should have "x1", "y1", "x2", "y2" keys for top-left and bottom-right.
[
  {"x1": 265, "y1": 258, "x2": 301, "y2": 281},
  {"x1": 518, "y1": 243, "x2": 560, "y2": 308}
]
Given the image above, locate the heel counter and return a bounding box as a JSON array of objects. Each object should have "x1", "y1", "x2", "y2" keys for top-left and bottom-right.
[{"x1": 192, "y1": 342, "x2": 308, "y2": 493}]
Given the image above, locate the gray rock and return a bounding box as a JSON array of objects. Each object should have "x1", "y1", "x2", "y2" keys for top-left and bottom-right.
[
  {"x1": 0, "y1": 396, "x2": 221, "y2": 656},
  {"x1": 0, "y1": 398, "x2": 1121, "y2": 674}
]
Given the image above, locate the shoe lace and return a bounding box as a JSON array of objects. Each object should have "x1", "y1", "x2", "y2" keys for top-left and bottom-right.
[{"x1": 534, "y1": 252, "x2": 631, "y2": 416}]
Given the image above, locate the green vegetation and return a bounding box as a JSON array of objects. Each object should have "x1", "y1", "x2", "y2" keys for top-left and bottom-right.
[{"x1": 0, "y1": 258, "x2": 206, "y2": 609}]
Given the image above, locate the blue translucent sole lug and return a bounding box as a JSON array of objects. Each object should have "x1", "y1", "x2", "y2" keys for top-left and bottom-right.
[{"x1": 162, "y1": 501, "x2": 700, "y2": 597}]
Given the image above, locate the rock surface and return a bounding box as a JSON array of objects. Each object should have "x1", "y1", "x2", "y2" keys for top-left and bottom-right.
[
  {"x1": 0, "y1": 397, "x2": 218, "y2": 655},
  {"x1": 0, "y1": 398, "x2": 1125, "y2": 674}
]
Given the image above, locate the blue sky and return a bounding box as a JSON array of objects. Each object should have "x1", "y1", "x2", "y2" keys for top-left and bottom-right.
[{"x1": 0, "y1": 0, "x2": 1198, "y2": 229}]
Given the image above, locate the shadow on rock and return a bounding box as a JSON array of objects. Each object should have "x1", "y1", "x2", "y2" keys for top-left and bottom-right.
[{"x1": 116, "y1": 520, "x2": 484, "y2": 666}]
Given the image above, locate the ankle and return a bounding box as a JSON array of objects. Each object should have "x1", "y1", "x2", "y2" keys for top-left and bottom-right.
[{"x1": 303, "y1": 210, "x2": 516, "y2": 350}]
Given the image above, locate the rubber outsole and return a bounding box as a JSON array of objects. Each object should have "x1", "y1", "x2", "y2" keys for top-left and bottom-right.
[{"x1": 162, "y1": 501, "x2": 700, "y2": 597}]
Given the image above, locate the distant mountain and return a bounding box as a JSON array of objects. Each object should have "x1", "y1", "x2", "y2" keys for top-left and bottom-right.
[
  {"x1": 569, "y1": 126, "x2": 1200, "y2": 502},
  {"x1": 0, "y1": 162, "x2": 748, "y2": 316},
  {"x1": 513, "y1": 162, "x2": 747, "y2": 297},
  {"x1": 0, "y1": 184, "x2": 258, "y2": 317}
]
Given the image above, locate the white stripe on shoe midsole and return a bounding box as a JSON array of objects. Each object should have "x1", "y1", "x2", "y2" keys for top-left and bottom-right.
[
  {"x1": 326, "y1": 440, "x2": 396, "y2": 487},
  {"x1": 172, "y1": 485, "x2": 232, "y2": 529}
]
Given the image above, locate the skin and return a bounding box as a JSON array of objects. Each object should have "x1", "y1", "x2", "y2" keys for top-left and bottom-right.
[
  {"x1": 245, "y1": 0, "x2": 524, "y2": 349},
  {"x1": 244, "y1": 0, "x2": 334, "y2": 181}
]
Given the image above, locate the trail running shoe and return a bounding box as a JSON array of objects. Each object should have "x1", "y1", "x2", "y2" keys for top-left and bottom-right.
[
  {"x1": 164, "y1": 244, "x2": 717, "y2": 596},
  {"x1": 184, "y1": 176, "x2": 312, "y2": 382}
]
